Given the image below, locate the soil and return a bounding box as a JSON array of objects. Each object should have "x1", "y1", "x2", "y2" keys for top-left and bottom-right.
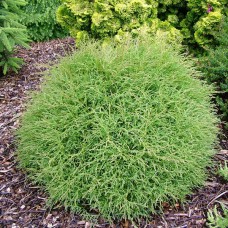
[{"x1": 0, "y1": 37, "x2": 227, "y2": 228}]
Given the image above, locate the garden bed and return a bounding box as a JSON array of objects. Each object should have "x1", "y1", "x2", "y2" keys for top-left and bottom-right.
[{"x1": 0, "y1": 38, "x2": 227, "y2": 228}]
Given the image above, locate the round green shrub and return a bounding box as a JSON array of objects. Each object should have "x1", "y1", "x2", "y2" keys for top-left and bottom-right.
[{"x1": 17, "y1": 37, "x2": 218, "y2": 221}]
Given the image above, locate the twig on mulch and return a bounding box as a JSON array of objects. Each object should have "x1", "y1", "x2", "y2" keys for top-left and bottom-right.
[{"x1": 207, "y1": 190, "x2": 228, "y2": 208}]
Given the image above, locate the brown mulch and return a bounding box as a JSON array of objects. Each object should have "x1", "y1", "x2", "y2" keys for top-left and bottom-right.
[{"x1": 0, "y1": 37, "x2": 227, "y2": 228}]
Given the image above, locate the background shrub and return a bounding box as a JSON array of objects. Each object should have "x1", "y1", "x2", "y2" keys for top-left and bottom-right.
[
  {"x1": 199, "y1": 16, "x2": 228, "y2": 128},
  {"x1": 22, "y1": 0, "x2": 68, "y2": 41},
  {"x1": 17, "y1": 37, "x2": 218, "y2": 221},
  {"x1": 0, "y1": 0, "x2": 29, "y2": 75},
  {"x1": 57, "y1": 0, "x2": 227, "y2": 48}
]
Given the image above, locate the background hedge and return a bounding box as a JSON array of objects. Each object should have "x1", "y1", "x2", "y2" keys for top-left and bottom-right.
[{"x1": 57, "y1": 0, "x2": 227, "y2": 49}]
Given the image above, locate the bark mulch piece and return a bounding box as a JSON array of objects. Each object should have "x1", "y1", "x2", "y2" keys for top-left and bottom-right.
[{"x1": 0, "y1": 38, "x2": 227, "y2": 228}]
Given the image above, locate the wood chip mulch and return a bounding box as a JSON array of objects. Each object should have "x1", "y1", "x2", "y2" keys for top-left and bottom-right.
[{"x1": 0, "y1": 37, "x2": 227, "y2": 228}]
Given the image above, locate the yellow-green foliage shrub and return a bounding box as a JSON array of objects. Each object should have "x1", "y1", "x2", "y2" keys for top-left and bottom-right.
[{"x1": 57, "y1": 0, "x2": 227, "y2": 48}]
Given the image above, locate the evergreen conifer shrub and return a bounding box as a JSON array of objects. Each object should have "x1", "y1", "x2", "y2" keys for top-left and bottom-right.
[
  {"x1": 22, "y1": 0, "x2": 67, "y2": 41},
  {"x1": 17, "y1": 37, "x2": 218, "y2": 221},
  {"x1": 0, "y1": 0, "x2": 29, "y2": 75},
  {"x1": 200, "y1": 16, "x2": 228, "y2": 128}
]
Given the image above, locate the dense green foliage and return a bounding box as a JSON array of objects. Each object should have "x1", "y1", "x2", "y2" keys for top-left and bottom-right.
[
  {"x1": 0, "y1": 0, "x2": 29, "y2": 75},
  {"x1": 57, "y1": 0, "x2": 227, "y2": 48},
  {"x1": 22, "y1": 0, "x2": 67, "y2": 41},
  {"x1": 17, "y1": 38, "x2": 218, "y2": 221},
  {"x1": 207, "y1": 204, "x2": 228, "y2": 228},
  {"x1": 200, "y1": 16, "x2": 228, "y2": 127},
  {"x1": 217, "y1": 162, "x2": 228, "y2": 181}
]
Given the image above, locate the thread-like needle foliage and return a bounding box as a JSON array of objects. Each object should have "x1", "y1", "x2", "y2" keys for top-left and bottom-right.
[{"x1": 17, "y1": 37, "x2": 219, "y2": 221}]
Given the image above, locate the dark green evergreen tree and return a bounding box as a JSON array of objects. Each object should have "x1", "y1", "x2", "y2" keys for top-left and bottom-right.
[{"x1": 0, "y1": 0, "x2": 29, "y2": 75}]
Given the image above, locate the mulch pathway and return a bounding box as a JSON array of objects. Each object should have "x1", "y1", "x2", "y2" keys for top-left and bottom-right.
[{"x1": 0, "y1": 37, "x2": 227, "y2": 228}]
